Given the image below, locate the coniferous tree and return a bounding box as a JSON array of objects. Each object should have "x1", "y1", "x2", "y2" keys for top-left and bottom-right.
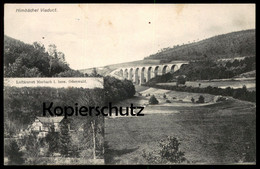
[
  {"x1": 149, "y1": 95, "x2": 159, "y2": 105},
  {"x1": 23, "y1": 133, "x2": 42, "y2": 164},
  {"x1": 45, "y1": 124, "x2": 59, "y2": 156},
  {"x1": 59, "y1": 119, "x2": 71, "y2": 157},
  {"x1": 91, "y1": 68, "x2": 98, "y2": 77},
  {"x1": 6, "y1": 140, "x2": 24, "y2": 165}
]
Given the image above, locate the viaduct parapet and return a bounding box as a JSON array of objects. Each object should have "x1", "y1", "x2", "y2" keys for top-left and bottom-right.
[{"x1": 110, "y1": 62, "x2": 189, "y2": 85}]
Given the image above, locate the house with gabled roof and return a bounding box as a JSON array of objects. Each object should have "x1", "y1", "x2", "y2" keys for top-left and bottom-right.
[{"x1": 19, "y1": 116, "x2": 65, "y2": 139}]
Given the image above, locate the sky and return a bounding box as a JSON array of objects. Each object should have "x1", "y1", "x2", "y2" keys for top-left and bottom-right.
[{"x1": 4, "y1": 4, "x2": 255, "y2": 70}]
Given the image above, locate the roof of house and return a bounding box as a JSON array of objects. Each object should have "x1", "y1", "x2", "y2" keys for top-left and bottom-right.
[{"x1": 36, "y1": 116, "x2": 64, "y2": 123}]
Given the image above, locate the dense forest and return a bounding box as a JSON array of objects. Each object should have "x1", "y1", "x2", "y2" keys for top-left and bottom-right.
[{"x1": 144, "y1": 29, "x2": 255, "y2": 62}]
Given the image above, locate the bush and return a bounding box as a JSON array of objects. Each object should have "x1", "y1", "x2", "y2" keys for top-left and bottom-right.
[
  {"x1": 142, "y1": 136, "x2": 186, "y2": 164},
  {"x1": 163, "y1": 94, "x2": 167, "y2": 99},
  {"x1": 191, "y1": 97, "x2": 195, "y2": 103},
  {"x1": 149, "y1": 95, "x2": 159, "y2": 105},
  {"x1": 146, "y1": 94, "x2": 150, "y2": 97},
  {"x1": 176, "y1": 75, "x2": 186, "y2": 86},
  {"x1": 159, "y1": 136, "x2": 186, "y2": 163},
  {"x1": 166, "y1": 100, "x2": 171, "y2": 103},
  {"x1": 196, "y1": 95, "x2": 205, "y2": 103},
  {"x1": 214, "y1": 96, "x2": 226, "y2": 102}
]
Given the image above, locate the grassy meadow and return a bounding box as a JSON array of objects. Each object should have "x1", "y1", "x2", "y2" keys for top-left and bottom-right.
[{"x1": 105, "y1": 88, "x2": 256, "y2": 164}]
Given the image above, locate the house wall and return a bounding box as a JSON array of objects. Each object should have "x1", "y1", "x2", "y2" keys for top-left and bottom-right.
[{"x1": 31, "y1": 120, "x2": 44, "y2": 132}]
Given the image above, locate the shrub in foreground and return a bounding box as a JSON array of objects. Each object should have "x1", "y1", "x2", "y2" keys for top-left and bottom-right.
[
  {"x1": 142, "y1": 136, "x2": 186, "y2": 164},
  {"x1": 149, "y1": 95, "x2": 159, "y2": 105}
]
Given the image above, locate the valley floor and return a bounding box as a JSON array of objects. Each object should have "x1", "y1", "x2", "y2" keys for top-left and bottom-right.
[{"x1": 104, "y1": 87, "x2": 256, "y2": 164}]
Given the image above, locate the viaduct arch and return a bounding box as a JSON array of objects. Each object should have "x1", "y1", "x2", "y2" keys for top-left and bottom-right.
[{"x1": 114, "y1": 62, "x2": 188, "y2": 85}]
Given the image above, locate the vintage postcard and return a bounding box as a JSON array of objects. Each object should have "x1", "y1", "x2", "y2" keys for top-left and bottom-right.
[{"x1": 3, "y1": 4, "x2": 255, "y2": 165}]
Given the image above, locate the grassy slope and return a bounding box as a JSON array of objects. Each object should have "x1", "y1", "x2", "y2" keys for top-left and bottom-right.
[{"x1": 105, "y1": 89, "x2": 255, "y2": 164}]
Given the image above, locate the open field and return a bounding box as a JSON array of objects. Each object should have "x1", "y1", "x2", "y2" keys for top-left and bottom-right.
[
  {"x1": 157, "y1": 78, "x2": 255, "y2": 91},
  {"x1": 105, "y1": 88, "x2": 256, "y2": 164}
]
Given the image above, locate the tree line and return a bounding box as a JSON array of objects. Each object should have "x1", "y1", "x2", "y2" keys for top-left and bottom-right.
[{"x1": 144, "y1": 84, "x2": 255, "y2": 103}]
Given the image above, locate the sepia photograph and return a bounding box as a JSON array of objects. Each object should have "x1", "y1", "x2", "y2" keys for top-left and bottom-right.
[{"x1": 3, "y1": 4, "x2": 256, "y2": 165}]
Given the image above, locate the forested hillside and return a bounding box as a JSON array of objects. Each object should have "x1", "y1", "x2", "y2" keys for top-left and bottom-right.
[
  {"x1": 4, "y1": 35, "x2": 83, "y2": 77},
  {"x1": 144, "y1": 29, "x2": 255, "y2": 62}
]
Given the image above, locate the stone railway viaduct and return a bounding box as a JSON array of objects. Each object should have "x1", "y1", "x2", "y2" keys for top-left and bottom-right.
[{"x1": 111, "y1": 62, "x2": 189, "y2": 85}]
